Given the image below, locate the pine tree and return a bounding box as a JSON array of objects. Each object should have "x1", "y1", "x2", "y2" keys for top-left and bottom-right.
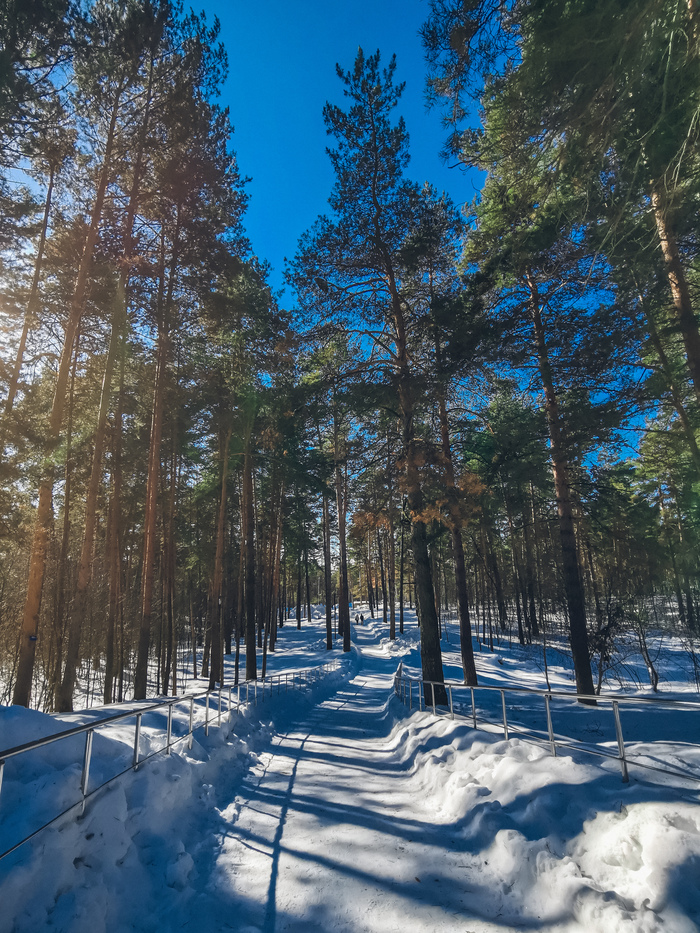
[{"x1": 291, "y1": 50, "x2": 447, "y2": 700}]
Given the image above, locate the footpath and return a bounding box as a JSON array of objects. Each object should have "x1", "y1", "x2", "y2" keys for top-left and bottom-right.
[{"x1": 163, "y1": 620, "x2": 504, "y2": 933}]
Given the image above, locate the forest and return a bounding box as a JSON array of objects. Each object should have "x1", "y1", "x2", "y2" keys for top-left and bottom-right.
[{"x1": 1, "y1": 0, "x2": 699, "y2": 714}]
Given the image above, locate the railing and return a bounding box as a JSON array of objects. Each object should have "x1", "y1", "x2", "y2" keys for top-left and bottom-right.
[
  {"x1": 393, "y1": 668, "x2": 700, "y2": 786},
  {"x1": 0, "y1": 660, "x2": 340, "y2": 862}
]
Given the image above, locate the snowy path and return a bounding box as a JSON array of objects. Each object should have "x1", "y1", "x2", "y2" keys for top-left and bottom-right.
[
  {"x1": 4, "y1": 614, "x2": 700, "y2": 932},
  {"x1": 168, "y1": 623, "x2": 506, "y2": 933}
]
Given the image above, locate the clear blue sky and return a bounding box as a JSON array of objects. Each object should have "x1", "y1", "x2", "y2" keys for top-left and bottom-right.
[{"x1": 199, "y1": 0, "x2": 481, "y2": 297}]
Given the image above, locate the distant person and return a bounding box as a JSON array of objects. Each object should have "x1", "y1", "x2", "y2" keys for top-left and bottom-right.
[{"x1": 360, "y1": 613, "x2": 364, "y2": 624}]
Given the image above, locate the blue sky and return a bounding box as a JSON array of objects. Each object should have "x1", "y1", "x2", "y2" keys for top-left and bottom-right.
[{"x1": 199, "y1": 0, "x2": 481, "y2": 297}]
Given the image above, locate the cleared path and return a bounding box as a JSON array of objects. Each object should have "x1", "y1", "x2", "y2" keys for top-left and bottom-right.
[{"x1": 170, "y1": 621, "x2": 507, "y2": 933}]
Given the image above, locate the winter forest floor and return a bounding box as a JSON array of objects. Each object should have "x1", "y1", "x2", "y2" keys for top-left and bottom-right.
[{"x1": 2, "y1": 613, "x2": 700, "y2": 932}]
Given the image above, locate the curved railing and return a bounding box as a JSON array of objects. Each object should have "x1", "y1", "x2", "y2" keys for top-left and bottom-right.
[
  {"x1": 0, "y1": 660, "x2": 341, "y2": 862},
  {"x1": 393, "y1": 666, "x2": 700, "y2": 786}
]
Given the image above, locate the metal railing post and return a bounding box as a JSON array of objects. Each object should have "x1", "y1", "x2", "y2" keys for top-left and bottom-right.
[
  {"x1": 188, "y1": 697, "x2": 194, "y2": 749},
  {"x1": 254, "y1": 680, "x2": 258, "y2": 705},
  {"x1": 205, "y1": 693, "x2": 210, "y2": 736},
  {"x1": 218, "y1": 688, "x2": 222, "y2": 726},
  {"x1": 0, "y1": 759, "x2": 4, "y2": 800},
  {"x1": 409, "y1": 681, "x2": 412, "y2": 710},
  {"x1": 237, "y1": 683, "x2": 241, "y2": 713},
  {"x1": 545, "y1": 694, "x2": 556, "y2": 756},
  {"x1": 431, "y1": 682, "x2": 436, "y2": 715},
  {"x1": 228, "y1": 686, "x2": 233, "y2": 723},
  {"x1": 419, "y1": 682, "x2": 423, "y2": 711},
  {"x1": 166, "y1": 703, "x2": 173, "y2": 755},
  {"x1": 612, "y1": 700, "x2": 629, "y2": 783},
  {"x1": 448, "y1": 686, "x2": 454, "y2": 720},
  {"x1": 80, "y1": 729, "x2": 94, "y2": 814},
  {"x1": 470, "y1": 687, "x2": 477, "y2": 729},
  {"x1": 501, "y1": 690, "x2": 509, "y2": 740},
  {"x1": 133, "y1": 714, "x2": 142, "y2": 771}
]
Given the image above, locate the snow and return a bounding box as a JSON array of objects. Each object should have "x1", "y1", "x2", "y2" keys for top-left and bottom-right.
[{"x1": 1, "y1": 610, "x2": 700, "y2": 931}]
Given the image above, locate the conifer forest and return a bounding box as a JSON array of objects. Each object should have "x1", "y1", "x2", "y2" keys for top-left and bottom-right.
[{"x1": 2, "y1": 0, "x2": 700, "y2": 714}]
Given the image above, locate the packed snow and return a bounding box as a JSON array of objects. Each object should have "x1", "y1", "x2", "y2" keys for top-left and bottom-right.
[{"x1": 1, "y1": 609, "x2": 700, "y2": 932}]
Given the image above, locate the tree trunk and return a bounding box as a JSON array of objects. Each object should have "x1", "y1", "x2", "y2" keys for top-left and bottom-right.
[
  {"x1": 366, "y1": 128, "x2": 443, "y2": 697},
  {"x1": 163, "y1": 435, "x2": 179, "y2": 696},
  {"x1": 296, "y1": 556, "x2": 302, "y2": 629},
  {"x1": 304, "y1": 540, "x2": 311, "y2": 627},
  {"x1": 133, "y1": 320, "x2": 168, "y2": 698},
  {"x1": 243, "y1": 429, "x2": 256, "y2": 680},
  {"x1": 399, "y1": 512, "x2": 405, "y2": 635},
  {"x1": 333, "y1": 395, "x2": 351, "y2": 652},
  {"x1": 56, "y1": 279, "x2": 129, "y2": 711},
  {"x1": 322, "y1": 492, "x2": 333, "y2": 649},
  {"x1": 436, "y1": 385, "x2": 477, "y2": 684},
  {"x1": 235, "y1": 515, "x2": 244, "y2": 686},
  {"x1": 502, "y1": 491, "x2": 526, "y2": 647},
  {"x1": 386, "y1": 436, "x2": 396, "y2": 640},
  {"x1": 377, "y1": 528, "x2": 388, "y2": 628},
  {"x1": 209, "y1": 426, "x2": 232, "y2": 689},
  {"x1": 134, "y1": 207, "x2": 181, "y2": 698},
  {"x1": 399, "y1": 379, "x2": 445, "y2": 700},
  {"x1": 527, "y1": 270, "x2": 594, "y2": 699},
  {"x1": 521, "y1": 494, "x2": 539, "y2": 638},
  {"x1": 269, "y1": 485, "x2": 284, "y2": 654},
  {"x1": 486, "y1": 527, "x2": 507, "y2": 632},
  {"x1": 12, "y1": 85, "x2": 124, "y2": 708},
  {"x1": 104, "y1": 343, "x2": 125, "y2": 705},
  {"x1": 51, "y1": 334, "x2": 79, "y2": 707},
  {"x1": 651, "y1": 184, "x2": 700, "y2": 409}
]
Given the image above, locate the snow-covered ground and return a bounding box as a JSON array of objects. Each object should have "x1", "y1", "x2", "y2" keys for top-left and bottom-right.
[{"x1": 1, "y1": 610, "x2": 700, "y2": 931}]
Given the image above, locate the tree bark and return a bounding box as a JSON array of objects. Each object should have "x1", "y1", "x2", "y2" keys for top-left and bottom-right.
[
  {"x1": 209, "y1": 426, "x2": 232, "y2": 689},
  {"x1": 56, "y1": 278, "x2": 129, "y2": 711},
  {"x1": 377, "y1": 528, "x2": 388, "y2": 628},
  {"x1": 304, "y1": 540, "x2": 311, "y2": 628},
  {"x1": 333, "y1": 395, "x2": 351, "y2": 652},
  {"x1": 104, "y1": 340, "x2": 125, "y2": 705},
  {"x1": 51, "y1": 333, "x2": 79, "y2": 708},
  {"x1": 436, "y1": 384, "x2": 477, "y2": 684},
  {"x1": 269, "y1": 484, "x2": 284, "y2": 654},
  {"x1": 386, "y1": 435, "x2": 396, "y2": 640},
  {"x1": 133, "y1": 207, "x2": 180, "y2": 698},
  {"x1": 322, "y1": 492, "x2": 333, "y2": 649},
  {"x1": 399, "y1": 510, "x2": 405, "y2": 635},
  {"x1": 243, "y1": 429, "x2": 257, "y2": 680},
  {"x1": 133, "y1": 322, "x2": 168, "y2": 698},
  {"x1": 12, "y1": 84, "x2": 124, "y2": 708},
  {"x1": 651, "y1": 184, "x2": 700, "y2": 409},
  {"x1": 527, "y1": 270, "x2": 594, "y2": 699}
]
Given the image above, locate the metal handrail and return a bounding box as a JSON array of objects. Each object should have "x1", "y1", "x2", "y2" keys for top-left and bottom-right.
[
  {"x1": 393, "y1": 671, "x2": 700, "y2": 786},
  {"x1": 394, "y1": 672, "x2": 700, "y2": 707},
  {"x1": 0, "y1": 659, "x2": 341, "y2": 862}
]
